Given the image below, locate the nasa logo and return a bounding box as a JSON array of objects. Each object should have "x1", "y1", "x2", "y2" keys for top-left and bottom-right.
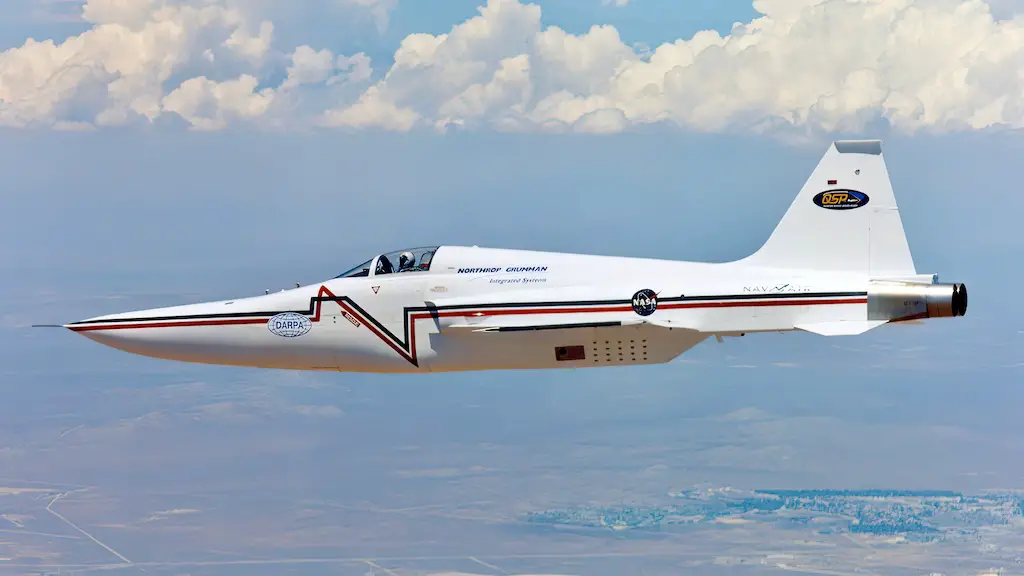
[
  {"x1": 812, "y1": 189, "x2": 870, "y2": 210},
  {"x1": 267, "y1": 312, "x2": 312, "y2": 338},
  {"x1": 631, "y1": 289, "x2": 658, "y2": 316}
]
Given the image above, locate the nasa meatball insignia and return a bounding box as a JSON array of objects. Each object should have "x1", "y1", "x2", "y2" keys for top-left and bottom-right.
[{"x1": 631, "y1": 289, "x2": 658, "y2": 316}]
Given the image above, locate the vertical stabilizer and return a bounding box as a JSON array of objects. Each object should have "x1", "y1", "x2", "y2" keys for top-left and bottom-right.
[{"x1": 738, "y1": 140, "x2": 916, "y2": 276}]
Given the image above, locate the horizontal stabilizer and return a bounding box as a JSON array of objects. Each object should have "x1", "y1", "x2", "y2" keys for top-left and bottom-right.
[{"x1": 795, "y1": 320, "x2": 887, "y2": 336}]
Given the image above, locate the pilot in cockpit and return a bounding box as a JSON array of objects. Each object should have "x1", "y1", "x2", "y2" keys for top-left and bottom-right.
[{"x1": 398, "y1": 251, "x2": 416, "y2": 272}]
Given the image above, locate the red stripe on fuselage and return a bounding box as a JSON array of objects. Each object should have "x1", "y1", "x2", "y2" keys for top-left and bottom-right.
[
  {"x1": 338, "y1": 300, "x2": 413, "y2": 362},
  {"x1": 69, "y1": 293, "x2": 867, "y2": 332},
  {"x1": 662, "y1": 297, "x2": 867, "y2": 310},
  {"x1": 68, "y1": 285, "x2": 867, "y2": 367},
  {"x1": 68, "y1": 318, "x2": 268, "y2": 332}
]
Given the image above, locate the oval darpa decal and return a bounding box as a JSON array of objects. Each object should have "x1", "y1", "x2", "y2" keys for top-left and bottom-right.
[
  {"x1": 267, "y1": 312, "x2": 312, "y2": 338},
  {"x1": 812, "y1": 189, "x2": 870, "y2": 210},
  {"x1": 632, "y1": 289, "x2": 658, "y2": 316}
]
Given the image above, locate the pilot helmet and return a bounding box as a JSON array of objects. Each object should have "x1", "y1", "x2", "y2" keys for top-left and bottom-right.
[{"x1": 399, "y1": 251, "x2": 415, "y2": 268}]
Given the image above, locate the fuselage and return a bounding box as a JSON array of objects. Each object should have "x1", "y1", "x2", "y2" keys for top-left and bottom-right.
[
  {"x1": 62, "y1": 140, "x2": 971, "y2": 373},
  {"x1": 66, "y1": 245, "x2": 892, "y2": 373}
]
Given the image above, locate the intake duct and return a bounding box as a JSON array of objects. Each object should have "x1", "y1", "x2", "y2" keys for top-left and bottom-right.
[{"x1": 867, "y1": 281, "x2": 967, "y2": 322}]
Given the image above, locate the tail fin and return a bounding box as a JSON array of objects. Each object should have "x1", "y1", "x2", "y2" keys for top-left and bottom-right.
[{"x1": 739, "y1": 140, "x2": 916, "y2": 276}]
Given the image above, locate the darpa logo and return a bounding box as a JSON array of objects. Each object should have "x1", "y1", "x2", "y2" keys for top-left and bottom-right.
[
  {"x1": 812, "y1": 189, "x2": 869, "y2": 210},
  {"x1": 267, "y1": 312, "x2": 312, "y2": 338},
  {"x1": 631, "y1": 289, "x2": 658, "y2": 316}
]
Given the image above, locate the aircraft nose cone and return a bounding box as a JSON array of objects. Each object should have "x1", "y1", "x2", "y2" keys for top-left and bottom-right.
[
  {"x1": 65, "y1": 314, "x2": 169, "y2": 357},
  {"x1": 70, "y1": 327, "x2": 136, "y2": 353},
  {"x1": 62, "y1": 302, "x2": 235, "y2": 362},
  {"x1": 63, "y1": 298, "x2": 331, "y2": 370}
]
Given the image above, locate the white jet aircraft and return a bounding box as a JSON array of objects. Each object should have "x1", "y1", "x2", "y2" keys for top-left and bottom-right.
[{"x1": 59, "y1": 140, "x2": 967, "y2": 373}]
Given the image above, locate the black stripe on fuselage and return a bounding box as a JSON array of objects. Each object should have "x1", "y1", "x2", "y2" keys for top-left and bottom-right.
[
  {"x1": 489, "y1": 321, "x2": 623, "y2": 332},
  {"x1": 67, "y1": 291, "x2": 867, "y2": 325},
  {"x1": 68, "y1": 290, "x2": 869, "y2": 369}
]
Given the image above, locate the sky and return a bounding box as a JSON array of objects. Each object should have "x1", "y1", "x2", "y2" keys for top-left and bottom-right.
[{"x1": 1, "y1": 0, "x2": 1024, "y2": 572}]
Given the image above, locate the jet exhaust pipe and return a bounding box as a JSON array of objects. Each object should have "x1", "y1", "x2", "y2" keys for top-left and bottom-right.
[{"x1": 868, "y1": 281, "x2": 968, "y2": 322}]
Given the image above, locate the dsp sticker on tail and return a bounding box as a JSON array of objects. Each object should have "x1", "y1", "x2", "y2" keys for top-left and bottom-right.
[{"x1": 812, "y1": 189, "x2": 869, "y2": 210}]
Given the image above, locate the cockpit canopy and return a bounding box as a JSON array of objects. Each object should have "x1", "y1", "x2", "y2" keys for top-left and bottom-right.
[{"x1": 335, "y1": 246, "x2": 439, "y2": 278}]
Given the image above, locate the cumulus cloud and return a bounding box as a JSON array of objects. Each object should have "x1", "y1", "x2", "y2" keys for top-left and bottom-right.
[
  {"x1": 323, "y1": 0, "x2": 1024, "y2": 134},
  {"x1": 0, "y1": 0, "x2": 372, "y2": 129},
  {"x1": 161, "y1": 74, "x2": 275, "y2": 130},
  {"x1": 4, "y1": 0, "x2": 1024, "y2": 133},
  {"x1": 1, "y1": 0, "x2": 274, "y2": 127}
]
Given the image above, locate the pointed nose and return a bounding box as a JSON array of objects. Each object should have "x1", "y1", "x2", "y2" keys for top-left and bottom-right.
[
  {"x1": 67, "y1": 321, "x2": 155, "y2": 356},
  {"x1": 66, "y1": 311, "x2": 219, "y2": 362},
  {"x1": 64, "y1": 302, "x2": 269, "y2": 365},
  {"x1": 63, "y1": 294, "x2": 339, "y2": 370}
]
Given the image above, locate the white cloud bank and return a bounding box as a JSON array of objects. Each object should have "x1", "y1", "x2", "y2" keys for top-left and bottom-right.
[{"x1": 3, "y1": 0, "x2": 1024, "y2": 133}]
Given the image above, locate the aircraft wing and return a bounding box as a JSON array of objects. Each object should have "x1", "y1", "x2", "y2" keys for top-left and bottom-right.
[
  {"x1": 424, "y1": 289, "x2": 700, "y2": 334},
  {"x1": 441, "y1": 318, "x2": 644, "y2": 333},
  {"x1": 440, "y1": 317, "x2": 701, "y2": 334}
]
